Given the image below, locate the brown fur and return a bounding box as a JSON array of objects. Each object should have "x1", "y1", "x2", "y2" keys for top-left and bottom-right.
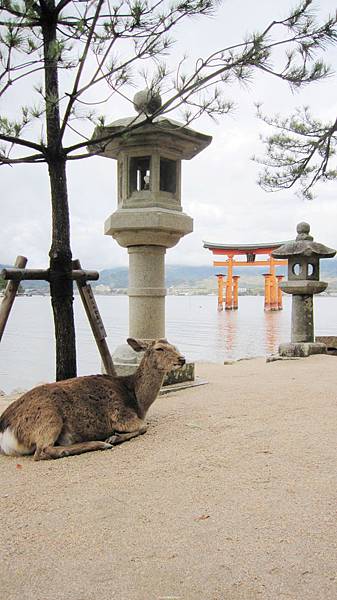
[{"x1": 0, "y1": 338, "x2": 185, "y2": 460}]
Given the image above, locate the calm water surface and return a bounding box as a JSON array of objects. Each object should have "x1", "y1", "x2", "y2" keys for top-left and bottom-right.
[{"x1": 0, "y1": 294, "x2": 336, "y2": 393}]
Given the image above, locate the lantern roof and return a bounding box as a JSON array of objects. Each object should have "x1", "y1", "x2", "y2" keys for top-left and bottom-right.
[
  {"x1": 88, "y1": 114, "x2": 212, "y2": 160},
  {"x1": 272, "y1": 222, "x2": 336, "y2": 259}
]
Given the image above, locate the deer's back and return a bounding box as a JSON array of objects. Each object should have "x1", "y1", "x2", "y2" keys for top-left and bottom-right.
[{"x1": 0, "y1": 374, "x2": 139, "y2": 444}]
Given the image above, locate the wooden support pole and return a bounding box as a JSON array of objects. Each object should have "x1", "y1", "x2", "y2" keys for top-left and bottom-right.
[
  {"x1": 72, "y1": 260, "x2": 116, "y2": 376},
  {"x1": 225, "y1": 257, "x2": 233, "y2": 310},
  {"x1": 276, "y1": 275, "x2": 284, "y2": 310},
  {"x1": 263, "y1": 274, "x2": 271, "y2": 311},
  {"x1": 1, "y1": 267, "x2": 49, "y2": 281},
  {"x1": 1, "y1": 268, "x2": 99, "y2": 282},
  {"x1": 71, "y1": 270, "x2": 99, "y2": 282},
  {"x1": 232, "y1": 275, "x2": 240, "y2": 310},
  {"x1": 0, "y1": 256, "x2": 28, "y2": 341},
  {"x1": 216, "y1": 274, "x2": 224, "y2": 311}
]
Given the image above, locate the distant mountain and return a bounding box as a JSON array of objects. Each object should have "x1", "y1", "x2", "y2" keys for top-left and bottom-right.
[
  {"x1": 98, "y1": 265, "x2": 216, "y2": 288},
  {"x1": 166, "y1": 265, "x2": 214, "y2": 285},
  {"x1": 98, "y1": 267, "x2": 128, "y2": 288}
]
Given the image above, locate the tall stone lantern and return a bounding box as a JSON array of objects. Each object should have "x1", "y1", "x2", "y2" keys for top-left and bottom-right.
[
  {"x1": 272, "y1": 222, "x2": 336, "y2": 357},
  {"x1": 89, "y1": 90, "x2": 212, "y2": 374}
]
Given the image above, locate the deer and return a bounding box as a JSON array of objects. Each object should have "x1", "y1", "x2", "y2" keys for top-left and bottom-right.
[{"x1": 0, "y1": 338, "x2": 185, "y2": 461}]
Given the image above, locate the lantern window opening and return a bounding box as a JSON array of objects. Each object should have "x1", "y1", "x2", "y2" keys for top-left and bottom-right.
[
  {"x1": 307, "y1": 263, "x2": 315, "y2": 278},
  {"x1": 129, "y1": 156, "x2": 151, "y2": 193},
  {"x1": 292, "y1": 263, "x2": 302, "y2": 277},
  {"x1": 160, "y1": 157, "x2": 177, "y2": 194}
]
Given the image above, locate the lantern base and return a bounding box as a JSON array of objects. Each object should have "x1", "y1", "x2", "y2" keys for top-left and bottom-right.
[
  {"x1": 315, "y1": 336, "x2": 337, "y2": 355},
  {"x1": 278, "y1": 341, "x2": 327, "y2": 358},
  {"x1": 104, "y1": 207, "x2": 193, "y2": 249}
]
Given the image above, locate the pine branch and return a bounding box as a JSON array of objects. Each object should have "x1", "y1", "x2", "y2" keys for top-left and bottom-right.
[
  {"x1": 0, "y1": 132, "x2": 45, "y2": 152},
  {"x1": 254, "y1": 108, "x2": 337, "y2": 199},
  {"x1": 0, "y1": 151, "x2": 46, "y2": 165}
]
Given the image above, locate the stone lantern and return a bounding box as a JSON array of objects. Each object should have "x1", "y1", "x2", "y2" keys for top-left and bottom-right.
[
  {"x1": 272, "y1": 222, "x2": 336, "y2": 357},
  {"x1": 89, "y1": 90, "x2": 212, "y2": 375}
]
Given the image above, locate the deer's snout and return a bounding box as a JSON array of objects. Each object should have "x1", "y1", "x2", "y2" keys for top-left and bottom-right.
[{"x1": 178, "y1": 356, "x2": 186, "y2": 366}]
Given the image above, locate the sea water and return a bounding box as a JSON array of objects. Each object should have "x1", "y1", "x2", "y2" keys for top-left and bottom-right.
[{"x1": 0, "y1": 294, "x2": 336, "y2": 393}]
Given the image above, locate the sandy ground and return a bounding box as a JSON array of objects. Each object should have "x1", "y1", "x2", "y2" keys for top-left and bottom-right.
[{"x1": 1, "y1": 355, "x2": 337, "y2": 600}]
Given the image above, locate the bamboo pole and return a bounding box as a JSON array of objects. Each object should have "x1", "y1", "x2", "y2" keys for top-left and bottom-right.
[
  {"x1": 0, "y1": 256, "x2": 28, "y2": 341},
  {"x1": 72, "y1": 260, "x2": 116, "y2": 376}
]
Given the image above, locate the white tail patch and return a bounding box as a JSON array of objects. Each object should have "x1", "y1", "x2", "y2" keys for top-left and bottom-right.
[{"x1": 0, "y1": 428, "x2": 33, "y2": 456}]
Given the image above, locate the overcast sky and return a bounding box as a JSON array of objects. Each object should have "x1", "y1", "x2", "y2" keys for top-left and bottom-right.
[{"x1": 1, "y1": 0, "x2": 336, "y2": 270}]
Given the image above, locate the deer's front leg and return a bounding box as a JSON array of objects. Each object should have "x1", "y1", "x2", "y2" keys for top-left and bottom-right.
[{"x1": 106, "y1": 424, "x2": 147, "y2": 445}]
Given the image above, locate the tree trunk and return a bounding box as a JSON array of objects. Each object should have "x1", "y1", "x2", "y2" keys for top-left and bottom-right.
[
  {"x1": 48, "y1": 156, "x2": 77, "y2": 381},
  {"x1": 42, "y1": 0, "x2": 77, "y2": 380}
]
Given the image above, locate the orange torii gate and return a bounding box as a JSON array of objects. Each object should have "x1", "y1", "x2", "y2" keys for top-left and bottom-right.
[{"x1": 203, "y1": 241, "x2": 288, "y2": 311}]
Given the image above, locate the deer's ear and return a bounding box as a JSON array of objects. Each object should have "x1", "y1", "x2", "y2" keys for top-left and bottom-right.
[{"x1": 127, "y1": 338, "x2": 150, "y2": 352}]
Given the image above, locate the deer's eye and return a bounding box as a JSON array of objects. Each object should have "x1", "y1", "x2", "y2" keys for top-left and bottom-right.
[{"x1": 156, "y1": 347, "x2": 164, "y2": 352}]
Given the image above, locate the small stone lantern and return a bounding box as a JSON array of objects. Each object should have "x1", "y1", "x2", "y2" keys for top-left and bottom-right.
[
  {"x1": 89, "y1": 90, "x2": 212, "y2": 376},
  {"x1": 272, "y1": 222, "x2": 336, "y2": 357}
]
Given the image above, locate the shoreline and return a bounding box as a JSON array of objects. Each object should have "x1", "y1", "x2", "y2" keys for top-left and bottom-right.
[{"x1": 0, "y1": 354, "x2": 269, "y2": 401}]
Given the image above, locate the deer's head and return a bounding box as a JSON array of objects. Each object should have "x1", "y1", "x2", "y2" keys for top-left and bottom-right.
[{"x1": 127, "y1": 338, "x2": 186, "y2": 372}]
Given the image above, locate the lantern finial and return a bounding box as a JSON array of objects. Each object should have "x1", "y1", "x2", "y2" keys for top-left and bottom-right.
[
  {"x1": 133, "y1": 89, "x2": 162, "y2": 115},
  {"x1": 296, "y1": 222, "x2": 312, "y2": 241}
]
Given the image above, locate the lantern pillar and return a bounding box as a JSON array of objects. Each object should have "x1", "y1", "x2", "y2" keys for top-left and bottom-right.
[
  {"x1": 291, "y1": 295, "x2": 314, "y2": 343},
  {"x1": 128, "y1": 246, "x2": 166, "y2": 338}
]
